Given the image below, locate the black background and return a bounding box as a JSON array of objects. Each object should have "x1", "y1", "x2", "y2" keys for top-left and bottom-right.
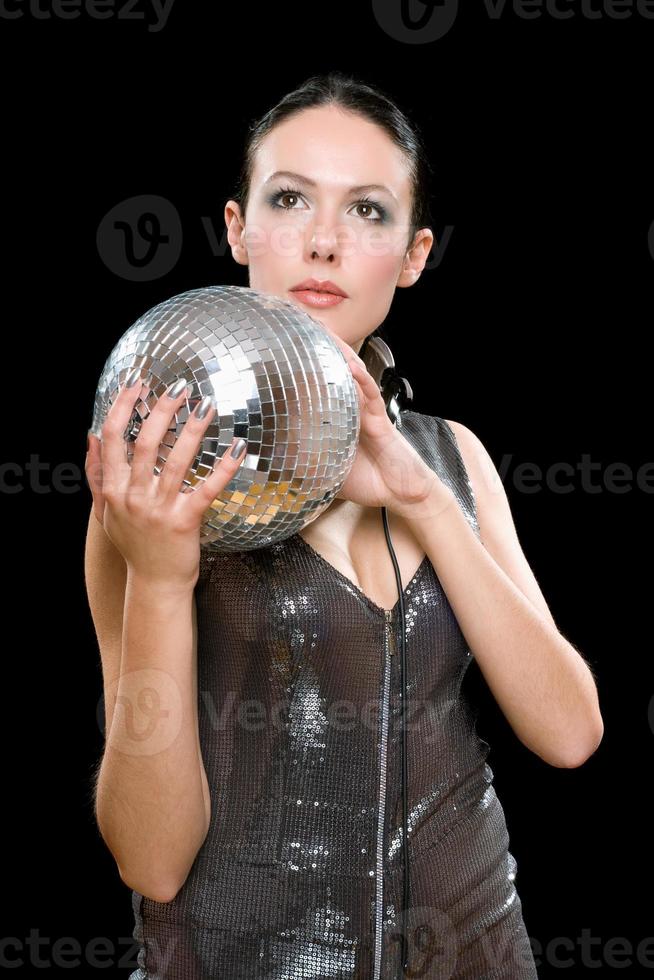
[{"x1": 3, "y1": 0, "x2": 652, "y2": 976}]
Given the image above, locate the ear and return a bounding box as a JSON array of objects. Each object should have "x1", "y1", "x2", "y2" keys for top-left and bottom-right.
[
  {"x1": 396, "y1": 228, "x2": 434, "y2": 289},
  {"x1": 224, "y1": 200, "x2": 249, "y2": 267}
]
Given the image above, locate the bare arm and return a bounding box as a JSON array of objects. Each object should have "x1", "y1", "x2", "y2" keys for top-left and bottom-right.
[
  {"x1": 84, "y1": 372, "x2": 247, "y2": 902},
  {"x1": 85, "y1": 505, "x2": 210, "y2": 902}
]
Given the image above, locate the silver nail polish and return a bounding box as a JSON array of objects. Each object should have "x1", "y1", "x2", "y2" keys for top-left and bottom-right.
[
  {"x1": 195, "y1": 395, "x2": 215, "y2": 420},
  {"x1": 125, "y1": 367, "x2": 142, "y2": 388},
  {"x1": 230, "y1": 438, "x2": 247, "y2": 459},
  {"x1": 166, "y1": 377, "x2": 188, "y2": 399}
]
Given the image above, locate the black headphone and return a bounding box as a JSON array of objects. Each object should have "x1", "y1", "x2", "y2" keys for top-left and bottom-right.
[
  {"x1": 359, "y1": 332, "x2": 413, "y2": 425},
  {"x1": 360, "y1": 330, "x2": 413, "y2": 975}
]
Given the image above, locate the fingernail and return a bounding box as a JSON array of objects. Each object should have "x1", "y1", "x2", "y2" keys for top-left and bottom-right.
[
  {"x1": 230, "y1": 437, "x2": 247, "y2": 459},
  {"x1": 194, "y1": 395, "x2": 215, "y2": 420},
  {"x1": 125, "y1": 367, "x2": 142, "y2": 388},
  {"x1": 166, "y1": 377, "x2": 188, "y2": 400}
]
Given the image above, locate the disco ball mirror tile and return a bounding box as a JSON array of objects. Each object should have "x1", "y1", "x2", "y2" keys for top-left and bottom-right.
[{"x1": 89, "y1": 285, "x2": 360, "y2": 552}]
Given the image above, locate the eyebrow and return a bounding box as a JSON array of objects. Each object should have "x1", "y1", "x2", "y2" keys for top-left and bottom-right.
[{"x1": 263, "y1": 170, "x2": 397, "y2": 203}]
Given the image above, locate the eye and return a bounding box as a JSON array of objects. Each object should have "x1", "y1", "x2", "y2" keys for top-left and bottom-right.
[
  {"x1": 269, "y1": 186, "x2": 386, "y2": 223},
  {"x1": 352, "y1": 195, "x2": 386, "y2": 223},
  {"x1": 271, "y1": 189, "x2": 305, "y2": 212}
]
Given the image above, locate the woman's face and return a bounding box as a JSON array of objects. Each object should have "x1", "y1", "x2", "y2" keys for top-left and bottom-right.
[{"x1": 224, "y1": 105, "x2": 433, "y2": 353}]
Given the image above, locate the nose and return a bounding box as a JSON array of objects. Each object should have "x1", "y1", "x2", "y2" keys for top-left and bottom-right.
[{"x1": 304, "y1": 212, "x2": 342, "y2": 263}]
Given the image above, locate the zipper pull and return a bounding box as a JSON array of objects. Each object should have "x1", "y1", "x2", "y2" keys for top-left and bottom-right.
[{"x1": 385, "y1": 609, "x2": 395, "y2": 655}]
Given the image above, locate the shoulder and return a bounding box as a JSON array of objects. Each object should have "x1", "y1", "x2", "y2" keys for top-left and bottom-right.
[
  {"x1": 401, "y1": 411, "x2": 501, "y2": 507},
  {"x1": 441, "y1": 419, "x2": 496, "y2": 487},
  {"x1": 441, "y1": 418, "x2": 506, "y2": 521},
  {"x1": 442, "y1": 418, "x2": 559, "y2": 628}
]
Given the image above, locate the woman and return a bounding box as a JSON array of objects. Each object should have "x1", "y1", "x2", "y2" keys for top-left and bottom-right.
[{"x1": 85, "y1": 72, "x2": 602, "y2": 978}]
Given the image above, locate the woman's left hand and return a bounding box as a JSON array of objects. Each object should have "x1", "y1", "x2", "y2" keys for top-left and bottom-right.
[{"x1": 315, "y1": 320, "x2": 450, "y2": 519}]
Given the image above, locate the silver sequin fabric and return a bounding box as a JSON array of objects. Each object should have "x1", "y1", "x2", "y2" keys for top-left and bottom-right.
[{"x1": 129, "y1": 411, "x2": 539, "y2": 979}]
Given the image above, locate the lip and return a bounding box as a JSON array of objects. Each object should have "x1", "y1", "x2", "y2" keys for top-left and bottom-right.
[
  {"x1": 290, "y1": 289, "x2": 346, "y2": 309},
  {"x1": 290, "y1": 278, "x2": 348, "y2": 298}
]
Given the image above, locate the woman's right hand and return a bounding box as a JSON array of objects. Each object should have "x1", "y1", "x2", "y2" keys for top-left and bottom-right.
[{"x1": 84, "y1": 370, "x2": 248, "y2": 589}]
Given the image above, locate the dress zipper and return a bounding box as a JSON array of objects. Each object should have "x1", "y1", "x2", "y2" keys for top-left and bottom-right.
[{"x1": 373, "y1": 609, "x2": 394, "y2": 979}]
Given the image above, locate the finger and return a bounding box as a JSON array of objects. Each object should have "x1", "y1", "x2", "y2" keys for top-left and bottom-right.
[
  {"x1": 349, "y1": 359, "x2": 386, "y2": 417},
  {"x1": 128, "y1": 376, "x2": 193, "y2": 493},
  {"x1": 348, "y1": 369, "x2": 365, "y2": 411},
  {"x1": 185, "y1": 435, "x2": 249, "y2": 516},
  {"x1": 157, "y1": 394, "x2": 218, "y2": 502},
  {"x1": 100, "y1": 368, "x2": 148, "y2": 499}
]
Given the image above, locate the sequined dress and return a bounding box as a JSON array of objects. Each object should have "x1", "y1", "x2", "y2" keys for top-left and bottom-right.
[{"x1": 129, "y1": 411, "x2": 539, "y2": 979}]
